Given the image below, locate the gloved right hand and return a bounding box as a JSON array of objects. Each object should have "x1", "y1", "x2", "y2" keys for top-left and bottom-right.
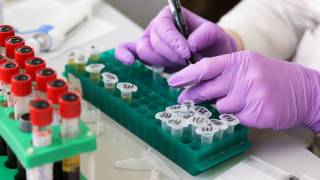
[{"x1": 115, "y1": 6, "x2": 237, "y2": 70}]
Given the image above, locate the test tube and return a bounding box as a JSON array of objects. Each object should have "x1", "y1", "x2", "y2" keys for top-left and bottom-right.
[
  {"x1": 209, "y1": 119, "x2": 228, "y2": 139},
  {"x1": 28, "y1": 99, "x2": 53, "y2": 180},
  {"x1": 75, "y1": 53, "x2": 87, "y2": 74},
  {"x1": 0, "y1": 54, "x2": 6, "y2": 97},
  {"x1": 25, "y1": 57, "x2": 46, "y2": 87},
  {"x1": 101, "y1": 72, "x2": 118, "y2": 92},
  {"x1": 193, "y1": 106, "x2": 212, "y2": 118},
  {"x1": 47, "y1": 79, "x2": 68, "y2": 125},
  {"x1": 11, "y1": 73, "x2": 32, "y2": 120},
  {"x1": 85, "y1": 64, "x2": 105, "y2": 83},
  {"x1": 59, "y1": 91, "x2": 82, "y2": 180},
  {"x1": 167, "y1": 118, "x2": 188, "y2": 139},
  {"x1": 189, "y1": 115, "x2": 208, "y2": 138},
  {"x1": 196, "y1": 124, "x2": 219, "y2": 145},
  {"x1": 67, "y1": 49, "x2": 79, "y2": 68},
  {"x1": 88, "y1": 45, "x2": 100, "y2": 62},
  {"x1": 14, "y1": 45, "x2": 34, "y2": 72},
  {"x1": 5, "y1": 36, "x2": 25, "y2": 62},
  {"x1": 0, "y1": 25, "x2": 15, "y2": 54},
  {"x1": 155, "y1": 111, "x2": 177, "y2": 131},
  {"x1": 152, "y1": 66, "x2": 164, "y2": 85},
  {"x1": 165, "y1": 104, "x2": 187, "y2": 119},
  {"x1": 0, "y1": 62, "x2": 19, "y2": 107},
  {"x1": 219, "y1": 114, "x2": 240, "y2": 135},
  {"x1": 35, "y1": 67, "x2": 57, "y2": 99},
  {"x1": 116, "y1": 82, "x2": 138, "y2": 103}
]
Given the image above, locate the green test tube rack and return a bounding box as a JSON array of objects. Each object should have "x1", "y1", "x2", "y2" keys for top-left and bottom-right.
[
  {"x1": 64, "y1": 49, "x2": 251, "y2": 176},
  {"x1": 0, "y1": 97, "x2": 96, "y2": 179}
]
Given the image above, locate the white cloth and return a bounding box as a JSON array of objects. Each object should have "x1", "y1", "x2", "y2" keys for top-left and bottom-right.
[{"x1": 219, "y1": 0, "x2": 320, "y2": 65}]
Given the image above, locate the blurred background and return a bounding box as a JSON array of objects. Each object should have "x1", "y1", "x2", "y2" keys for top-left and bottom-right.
[{"x1": 105, "y1": 0, "x2": 241, "y2": 27}]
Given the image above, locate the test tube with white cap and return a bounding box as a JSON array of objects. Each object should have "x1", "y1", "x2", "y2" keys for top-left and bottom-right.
[
  {"x1": 165, "y1": 104, "x2": 187, "y2": 119},
  {"x1": 193, "y1": 106, "x2": 212, "y2": 118},
  {"x1": 219, "y1": 114, "x2": 240, "y2": 135},
  {"x1": 196, "y1": 124, "x2": 219, "y2": 145},
  {"x1": 116, "y1": 82, "x2": 138, "y2": 103},
  {"x1": 209, "y1": 119, "x2": 228, "y2": 139},
  {"x1": 189, "y1": 115, "x2": 208, "y2": 138},
  {"x1": 152, "y1": 66, "x2": 164, "y2": 85},
  {"x1": 155, "y1": 111, "x2": 177, "y2": 131},
  {"x1": 85, "y1": 64, "x2": 105, "y2": 83},
  {"x1": 167, "y1": 118, "x2": 188, "y2": 139},
  {"x1": 101, "y1": 72, "x2": 118, "y2": 92}
]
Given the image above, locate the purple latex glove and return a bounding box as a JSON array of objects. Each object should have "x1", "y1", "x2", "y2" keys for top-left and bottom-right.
[
  {"x1": 115, "y1": 6, "x2": 237, "y2": 69},
  {"x1": 168, "y1": 51, "x2": 320, "y2": 132}
]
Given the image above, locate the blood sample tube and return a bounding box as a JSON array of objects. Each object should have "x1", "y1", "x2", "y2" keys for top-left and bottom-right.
[
  {"x1": 5, "y1": 36, "x2": 24, "y2": 62},
  {"x1": 25, "y1": 57, "x2": 46, "y2": 86},
  {"x1": 0, "y1": 62, "x2": 19, "y2": 107},
  {"x1": 0, "y1": 25, "x2": 15, "y2": 54},
  {"x1": 11, "y1": 73, "x2": 32, "y2": 120},
  {"x1": 0, "y1": 54, "x2": 6, "y2": 97},
  {"x1": 59, "y1": 91, "x2": 81, "y2": 180},
  {"x1": 28, "y1": 99, "x2": 53, "y2": 180},
  {"x1": 14, "y1": 45, "x2": 34, "y2": 72},
  {"x1": 35, "y1": 67, "x2": 56, "y2": 99},
  {"x1": 47, "y1": 78, "x2": 68, "y2": 125}
]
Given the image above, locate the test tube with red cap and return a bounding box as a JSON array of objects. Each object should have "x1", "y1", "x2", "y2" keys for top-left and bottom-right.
[
  {"x1": 11, "y1": 73, "x2": 32, "y2": 120},
  {"x1": 47, "y1": 78, "x2": 68, "y2": 125},
  {"x1": 35, "y1": 67, "x2": 56, "y2": 99},
  {"x1": 59, "y1": 91, "x2": 81, "y2": 180},
  {"x1": 25, "y1": 57, "x2": 46, "y2": 86},
  {"x1": 27, "y1": 99, "x2": 53, "y2": 180},
  {"x1": 0, "y1": 25, "x2": 15, "y2": 54},
  {"x1": 14, "y1": 45, "x2": 34, "y2": 72},
  {"x1": 0, "y1": 62, "x2": 19, "y2": 107},
  {"x1": 0, "y1": 54, "x2": 6, "y2": 97},
  {"x1": 0, "y1": 53, "x2": 8, "y2": 160},
  {"x1": 5, "y1": 36, "x2": 24, "y2": 62}
]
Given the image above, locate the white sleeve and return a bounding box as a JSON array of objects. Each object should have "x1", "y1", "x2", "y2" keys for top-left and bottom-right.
[{"x1": 218, "y1": 0, "x2": 320, "y2": 59}]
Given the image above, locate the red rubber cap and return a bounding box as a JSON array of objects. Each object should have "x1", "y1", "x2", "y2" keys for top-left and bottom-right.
[
  {"x1": 47, "y1": 79, "x2": 68, "y2": 104},
  {"x1": 25, "y1": 57, "x2": 46, "y2": 81},
  {"x1": 11, "y1": 73, "x2": 32, "y2": 96},
  {"x1": 15, "y1": 45, "x2": 34, "y2": 69},
  {"x1": 0, "y1": 25, "x2": 15, "y2": 47},
  {"x1": 30, "y1": 99, "x2": 53, "y2": 127},
  {"x1": 35, "y1": 68, "x2": 57, "y2": 92},
  {"x1": 0, "y1": 54, "x2": 6, "y2": 64},
  {"x1": 0, "y1": 62, "x2": 19, "y2": 84},
  {"x1": 5, "y1": 36, "x2": 24, "y2": 59},
  {"x1": 59, "y1": 91, "x2": 81, "y2": 119}
]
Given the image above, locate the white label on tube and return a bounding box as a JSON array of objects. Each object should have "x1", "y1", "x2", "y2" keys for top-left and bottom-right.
[
  {"x1": 27, "y1": 164, "x2": 53, "y2": 180},
  {"x1": 32, "y1": 129, "x2": 52, "y2": 147}
]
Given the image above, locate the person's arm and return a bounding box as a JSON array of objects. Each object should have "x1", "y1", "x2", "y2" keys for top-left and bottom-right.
[{"x1": 219, "y1": 0, "x2": 319, "y2": 59}]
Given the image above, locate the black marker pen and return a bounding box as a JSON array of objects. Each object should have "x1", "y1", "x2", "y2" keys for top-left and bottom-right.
[{"x1": 167, "y1": 0, "x2": 196, "y2": 64}]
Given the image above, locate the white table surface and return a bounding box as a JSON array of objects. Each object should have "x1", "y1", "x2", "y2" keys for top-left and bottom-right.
[{"x1": 5, "y1": 0, "x2": 320, "y2": 179}]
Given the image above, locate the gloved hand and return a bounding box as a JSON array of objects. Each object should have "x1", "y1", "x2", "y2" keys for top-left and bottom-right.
[
  {"x1": 115, "y1": 6, "x2": 237, "y2": 69},
  {"x1": 168, "y1": 51, "x2": 320, "y2": 131}
]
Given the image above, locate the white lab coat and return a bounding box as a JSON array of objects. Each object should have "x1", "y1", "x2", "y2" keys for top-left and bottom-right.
[{"x1": 218, "y1": 0, "x2": 320, "y2": 146}]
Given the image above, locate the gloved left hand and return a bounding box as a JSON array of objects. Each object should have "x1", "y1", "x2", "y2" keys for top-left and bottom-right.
[{"x1": 168, "y1": 51, "x2": 320, "y2": 131}]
